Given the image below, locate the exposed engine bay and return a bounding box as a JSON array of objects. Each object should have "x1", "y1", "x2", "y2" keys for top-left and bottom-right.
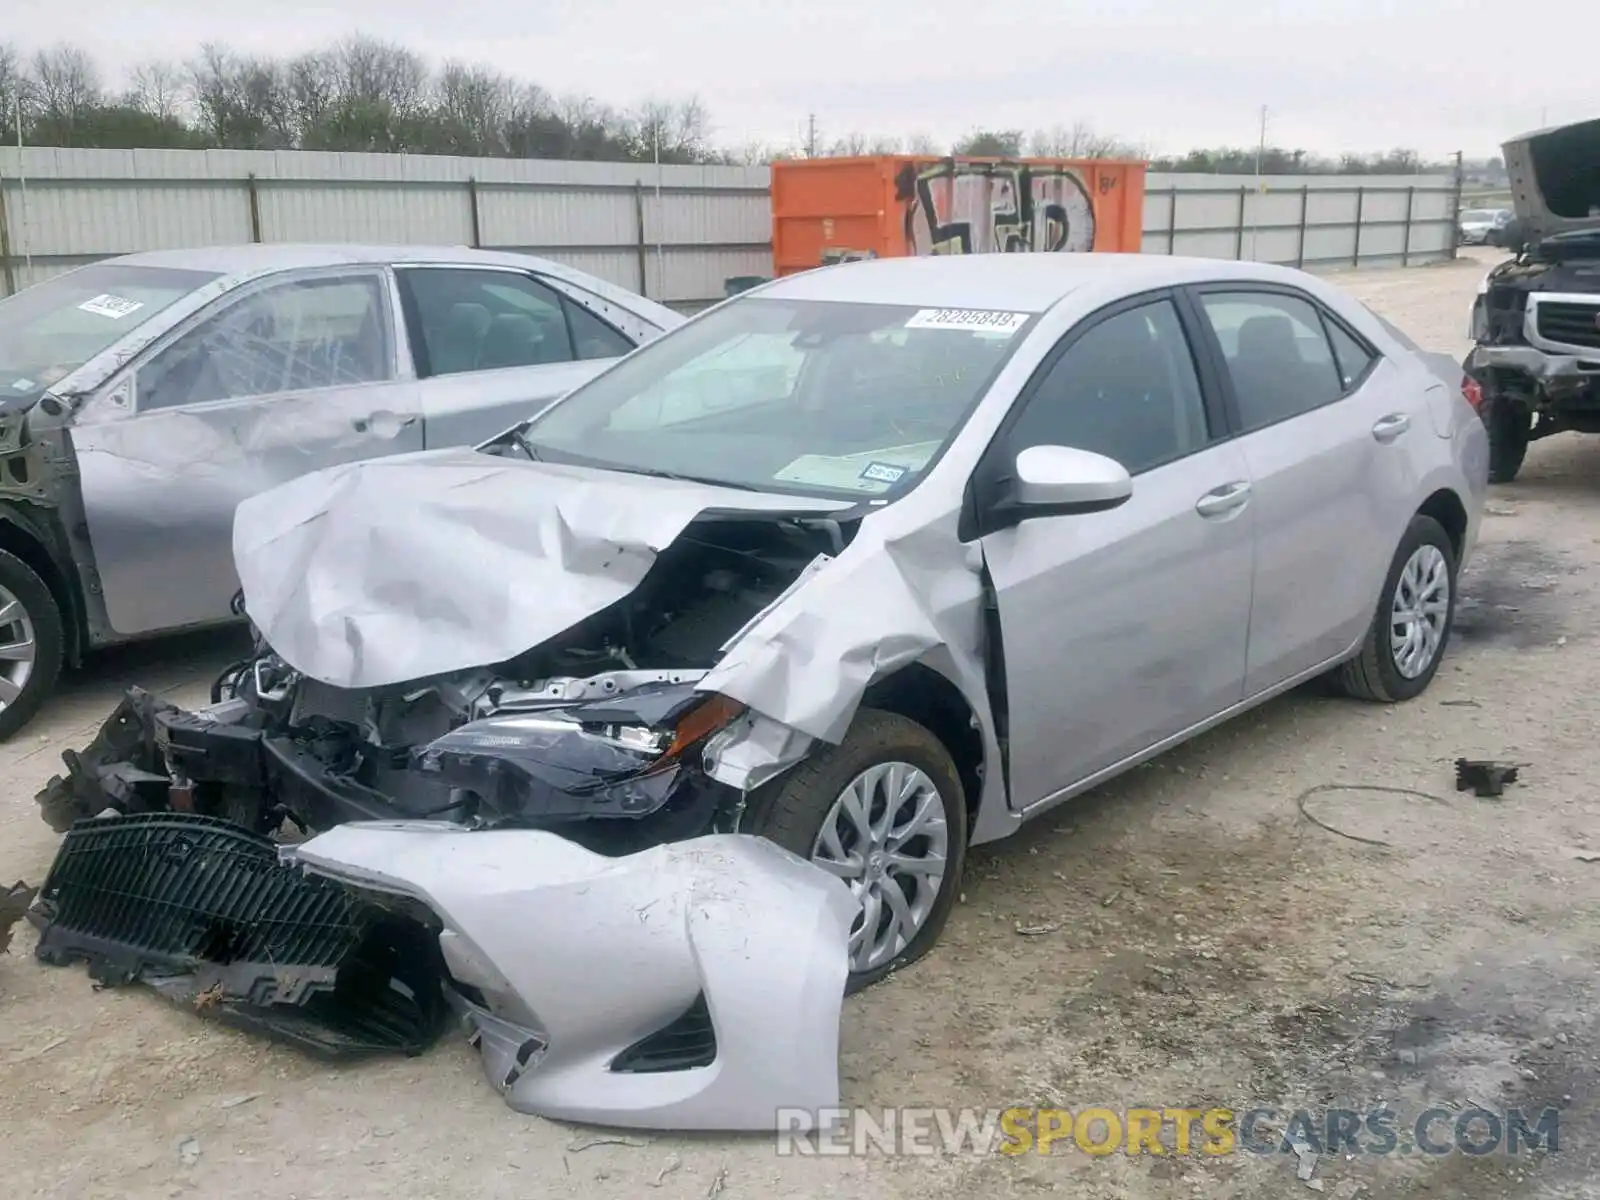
[{"x1": 37, "y1": 513, "x2": 852, "y2": 853}]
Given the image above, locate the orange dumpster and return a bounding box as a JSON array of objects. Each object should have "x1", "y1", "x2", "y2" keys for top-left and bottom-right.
[{"x1": 770, "y1": 155, "x2": 1147, "y2": 276}]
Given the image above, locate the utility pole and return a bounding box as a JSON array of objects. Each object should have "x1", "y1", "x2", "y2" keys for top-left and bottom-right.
[
  {"x1": 1249, "y1": 105, "x2": 1267, "y2": 261},
  {"x1": 805, "y1": 113, "x2": 819, "y2": 159}
]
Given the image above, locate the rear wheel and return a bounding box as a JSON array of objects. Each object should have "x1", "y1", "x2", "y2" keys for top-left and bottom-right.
[
  {"x1": 0, "y1": 549, "x2": 64, "y2": 742},
  {"x1": 742, "y1": 707, "x2": 968, "y2": 994},
  {"x1": 1336, "y1": 515, "x2": 1457, "y2": 704}
]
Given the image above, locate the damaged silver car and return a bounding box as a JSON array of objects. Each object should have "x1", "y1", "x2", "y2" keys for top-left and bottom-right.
[
  {"x1": 39, "y1": 253, "x2": 1489, "y2": 990},
  {"x1": 0, "y1": 245, "x2": 681, "y2": 737}
]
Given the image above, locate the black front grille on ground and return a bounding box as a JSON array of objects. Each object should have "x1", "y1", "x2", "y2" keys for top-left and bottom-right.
[
  {"x1": 33, "y1": 813, "x2": 360, "y2": 980},
  {"x1": 610, "y1": 993, "x2": 717, "y2": 1073},
  {"x1": 1535, "y1": 301, "x2": 1600, "y2": 351},
  {"x1": 29, "y1": 813, "x2": 448, "y2": 1058}
]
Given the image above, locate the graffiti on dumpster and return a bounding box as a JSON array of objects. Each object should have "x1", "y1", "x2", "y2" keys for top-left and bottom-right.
[{"x1": 896, "y1": 159, "x2": 1098, "y2": 256}]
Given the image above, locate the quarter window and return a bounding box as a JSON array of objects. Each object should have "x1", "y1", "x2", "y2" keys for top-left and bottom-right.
[
  {"x1": 1196, "y1": 291, "x2": 1345, "y2": 430},
  {"x1": 136, "y1": 275, "x2": 390, "y2": 411},
  {"x1": 1324, "y1": 319, "x2": 1379, "y2": 390},
  {"x1": 1007, "y1": 298, "x2": 1211, "y2": 475}
]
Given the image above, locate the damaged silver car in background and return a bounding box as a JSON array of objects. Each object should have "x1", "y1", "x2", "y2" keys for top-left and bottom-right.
[
  {"x1": 36, "y1": 253, "x2": 1488, "y2": 1002},
  {"x1": 0, "y1": 244, "x2": 681, "y2": 738}
]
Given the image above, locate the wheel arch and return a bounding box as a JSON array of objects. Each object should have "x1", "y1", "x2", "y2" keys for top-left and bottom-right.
[
  {"x1": 0, "y1": 504, "x2": 85, "y2": 665},
  {"x1": 860, "y1": 662, "x2": 986, "y2": 838},
  {"x1": 1416, "y1": 487, "x2": 1468, "y2": 564}
]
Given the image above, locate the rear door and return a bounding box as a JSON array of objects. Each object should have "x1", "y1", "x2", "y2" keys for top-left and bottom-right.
[
  {"x1": 1184, "y1": 285, "x2": 1413, "y2": 694},
  {"x1": 71, "y1": 268, "x2": 423, "y2": 636},
  {"x1": 973, "y1": 292, "x2": 1256, "y2": 808},
  {"x1": 393, "y1": 265, "x2": 640, "y2": 446}
]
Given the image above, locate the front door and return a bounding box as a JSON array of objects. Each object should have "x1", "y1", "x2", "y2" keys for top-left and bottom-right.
[
  {"x1": 71, "y1": 269, "x2": 424, "y2": 636},
  {"x1": 392, "y1": 266, "x2": 639, "y2": 446},
  {"x1": 976, "y1": 294, "x2": 1256, "y2": 809}
]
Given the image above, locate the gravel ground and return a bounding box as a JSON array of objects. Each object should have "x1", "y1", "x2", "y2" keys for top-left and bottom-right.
[{"x1": 4, "y1": 248, "x2": 1599, "y2": 1200}]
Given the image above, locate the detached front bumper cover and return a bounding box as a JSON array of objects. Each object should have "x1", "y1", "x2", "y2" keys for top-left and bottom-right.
[
  {"x1": 26, "y1": 812, "x2": 857, "y2": 1131},
  {"x1": 289, "y1": 822, "x2": 858, "y2": 1131}
]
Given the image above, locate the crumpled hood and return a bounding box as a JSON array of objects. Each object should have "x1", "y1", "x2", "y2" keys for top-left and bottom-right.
[
  {"x1": 231, "y1": 447, "x2": 851, "y2": 690},
  {"x1": 1505, "y1": 116, "x2": 1600, "y2": 241}
]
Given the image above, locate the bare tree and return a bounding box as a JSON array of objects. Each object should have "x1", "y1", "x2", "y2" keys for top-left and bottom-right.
[
  {"x1": 823, "y1": 132, "x2": 905, "y2": 156},
  {"x1": 31, "y1": 43, "x2": 102, "y2": 138},
  {"x1": 0, "y1": 43, "x2": 33, "y2": 129},
  {"x1": 329, "y1": 34, "x2": 428, "y2": 115},
  {"x1": 283, "y1": 50, "x2": 337, "y2": 142},
  {"x1": 953, "y1": 128, "x2": 1024, "y2": 157},
  {"x1": 904, "y1": 132, "x2": 940, "y2": 155},
  {"x1": 625, "y1": 97, "x2": 711, "y2": 163},
  {"x1": 188, "y1": 42, "x2": 291, "y2": 149},
  {"x1": 125, "y1": 60, "x2": 186, "y2": 121},
  {"x1": 1029, "y1": 121, "x2": 1145, "y2": 158},
  {"x1": 435, "y1": 62, "x2": 516, "y2": 155}
]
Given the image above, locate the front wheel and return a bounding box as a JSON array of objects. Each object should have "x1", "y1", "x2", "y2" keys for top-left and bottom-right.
[
  {"x1": 0, "y1": 549, "x2": 65, "y2": 741},
  {"x1": 1484, "y1": 392, "x2": 1531, "y2": 483},
  {"x1": 742, "y1": 707, "x2": 968, "y2": 993},
  {"x1": 1335, "y1": 515, "x2": 1457, "y2": 704}
]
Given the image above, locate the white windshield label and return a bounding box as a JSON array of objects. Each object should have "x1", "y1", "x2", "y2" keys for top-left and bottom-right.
[
  {"x1": 78, "y1": 294, "x2": 145, "y2": 320},
  {"x1": 904, "y1": 308, "x2": 1029, "y2": 335}
]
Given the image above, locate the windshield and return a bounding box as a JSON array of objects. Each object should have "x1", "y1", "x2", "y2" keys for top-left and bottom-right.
[
  {"x1": 0, "y1": 262, "x2": 220, "y2": 401},
  {"x1": 521, "y1": 297, "x2": 1037, "y2": 499}
]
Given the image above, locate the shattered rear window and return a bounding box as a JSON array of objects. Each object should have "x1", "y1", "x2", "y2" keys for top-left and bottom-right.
[{"x1": 0, "y1": 262, "x2": 219, "y2": 401}]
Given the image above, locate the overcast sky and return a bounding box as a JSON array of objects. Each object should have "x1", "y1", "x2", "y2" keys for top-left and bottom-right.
[{"x1": 9, "y1": 0, "x2": 1592, "y2": 158}]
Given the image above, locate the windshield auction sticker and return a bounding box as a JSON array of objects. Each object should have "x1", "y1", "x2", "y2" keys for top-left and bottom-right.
[
  {"x1": 78, "y1": 294, "x2": 145, "y2": 319},
  {"x1": 904, "y1": 308, "x2": 1030, "y2": 335}
]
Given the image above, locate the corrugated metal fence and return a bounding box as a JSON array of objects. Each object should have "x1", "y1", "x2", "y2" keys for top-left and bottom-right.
[{"x1": 0, "y1": 147, "x2": 1459, "y2": 304}]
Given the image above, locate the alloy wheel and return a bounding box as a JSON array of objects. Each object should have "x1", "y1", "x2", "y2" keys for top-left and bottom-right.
[
  {"x1": 1389, "y1": 544, "x2": 1450, "y2": 679},
  {"x1": 0, "y1": 583, "x2": 38, "y2": 712},
  {"x1": 810, "y1": 760, "x2": 949, "y2": 974}
]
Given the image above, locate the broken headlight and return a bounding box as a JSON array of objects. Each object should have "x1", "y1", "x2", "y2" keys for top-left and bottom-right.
[{"x1": 410, "y1": 695, "x2": 747, "y2": 821}]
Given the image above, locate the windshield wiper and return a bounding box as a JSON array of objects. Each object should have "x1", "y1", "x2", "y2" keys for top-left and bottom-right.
[
  {"x1": 616, "y1": 465, "x2": 764, "y2": 492},
  {"x1": 509, "y1": 427, "x2": 543, "y2": 461}
]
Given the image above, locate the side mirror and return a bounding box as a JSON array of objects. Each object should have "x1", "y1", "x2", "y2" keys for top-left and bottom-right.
[{"x1": 1012, "y1": 444, "x2": 1132, "y2": 515}]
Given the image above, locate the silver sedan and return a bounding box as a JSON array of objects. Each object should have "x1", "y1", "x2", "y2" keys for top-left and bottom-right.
[
  {"x1": 41, "y1": 253, "x2": 1489, "y2": 995},
  {"x1": 0, "y1": 244, "x2": 682, "y2": 737}
]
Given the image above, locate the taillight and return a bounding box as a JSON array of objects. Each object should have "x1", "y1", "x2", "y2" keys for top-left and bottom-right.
[{"x1": 1462, "y1": 375, "x2": 1485, "y2": 414}]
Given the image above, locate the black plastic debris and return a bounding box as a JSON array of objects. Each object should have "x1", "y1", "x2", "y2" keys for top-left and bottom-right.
[
  {"x1": 1, "y1": 881, "x2": 36, "y2": 955},
  {"x1": 27, "y1": 813, "x2": 448, "y2": 1058},
  {"x1": 1455, "y1": 758, "x2": 1522, "y2": 798},
  {"x1": 35, "y1": 687, "x2": 177, "y2": 832}
]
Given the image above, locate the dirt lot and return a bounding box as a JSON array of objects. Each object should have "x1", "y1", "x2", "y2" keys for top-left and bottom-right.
[{"x1": 4, "y1": 248, "x2": 1598, "y2": 1200}]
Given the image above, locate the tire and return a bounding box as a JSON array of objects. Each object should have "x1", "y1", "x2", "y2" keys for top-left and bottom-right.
[
  {"x1": 742, "y1": 707, "x2": 968, "y2": 994},
  {"x1": 1484, "y1": 392, "x2": 1530, "y2": 483},
  {"x1": 0, "y1": 548, "x2": 65, "y2": 742},
  {"x1": 1335, "y1": 514, "x2": 1457, "y2": 704}
]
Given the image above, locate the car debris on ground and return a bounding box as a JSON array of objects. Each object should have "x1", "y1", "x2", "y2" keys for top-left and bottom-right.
[
  {"x1": 1454, "y1": 757, "x2": 1523, "y2": 798},
  {"x1": 1, "y1": 880, "x2": 36, "y2": 955},
  {"x1": 25, "y1": 812, "x2": 856, "y2": 1130}
]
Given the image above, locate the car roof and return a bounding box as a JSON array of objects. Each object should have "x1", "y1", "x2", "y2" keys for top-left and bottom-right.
[
  {"x1": 101, "y1": 243, "x2": 683, "y2": 329},
  {"x1": 110, "y1": 243, "x2": 578, "y2": 274},
  {"x1": 754, "y1": 253, "x2": 1341, "y2": 313}
]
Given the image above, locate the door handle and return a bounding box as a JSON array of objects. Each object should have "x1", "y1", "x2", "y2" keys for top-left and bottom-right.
[
  {"x1": 1371, "y1": 413, "x2": 1410, "y2": 443},
  {"x1": 1195, "y1": 480, "x2": 1252, "y2": 519},
  {"x1": 352, "y1": 413, "x2": 419, "y2": 434}
]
